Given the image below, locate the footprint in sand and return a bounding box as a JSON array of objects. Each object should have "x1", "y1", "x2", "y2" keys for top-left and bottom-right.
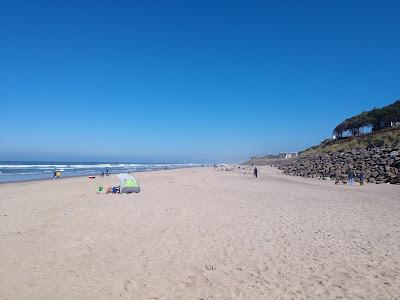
[{"x1": 205, "y1": 265, "x2": 216, "y2": 271}]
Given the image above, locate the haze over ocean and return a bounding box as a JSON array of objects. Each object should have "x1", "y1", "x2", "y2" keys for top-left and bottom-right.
[{"x1": 1, "y1": 1, "x2": 399, "y2": 162}]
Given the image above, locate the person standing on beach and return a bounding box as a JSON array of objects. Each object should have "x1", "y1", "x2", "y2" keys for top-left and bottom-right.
[
  {"x1": 348, "y1": 169, "x2": 355, "y2": 185},
  {"x1": 253, "y1": 167, "x2": 258, "y2": 178},
  {"x1": 334, "y1": 169, "x2": 341, "y2": 185}
]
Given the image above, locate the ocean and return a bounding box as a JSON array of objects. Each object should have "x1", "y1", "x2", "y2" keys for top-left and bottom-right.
[{"x1": 0, "y1": 161, "x2": 199, "y2": 183}]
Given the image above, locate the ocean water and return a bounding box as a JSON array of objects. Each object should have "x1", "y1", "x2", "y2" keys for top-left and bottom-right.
[{"x1": 0, "y1": 161, "x2": 199, "y2": 183}]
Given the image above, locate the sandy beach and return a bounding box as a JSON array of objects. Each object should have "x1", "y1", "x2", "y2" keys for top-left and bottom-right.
[{"x1": 0, "y1": 166, "x2": 399, "y2": 299}]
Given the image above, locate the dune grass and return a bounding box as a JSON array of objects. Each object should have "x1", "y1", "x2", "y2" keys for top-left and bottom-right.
[{"x1": 301, "y1": 128, "x2": 400, "y2": 156}]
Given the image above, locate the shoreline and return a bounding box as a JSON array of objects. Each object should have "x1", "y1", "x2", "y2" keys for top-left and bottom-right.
[{"x1": 0, "y1": 165, "x2": 201, "y2": 185}]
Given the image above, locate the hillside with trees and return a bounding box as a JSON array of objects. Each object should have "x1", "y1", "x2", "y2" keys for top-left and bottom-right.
[
  {"x1": 301, "y1": 127, "x2": 400, "y2": 155},
  {"x1": 245, "y1": 100, "x2": 400, "y2": 184},
  {"x1": 333, "y1": 100, "x2": 400, "y2": 138},
  {"x1": 246, "y1": 100, "x2": 400, "y2": 163},
  {"x1": 300, "y1": 100, "x2": 400, "y2": 155}
]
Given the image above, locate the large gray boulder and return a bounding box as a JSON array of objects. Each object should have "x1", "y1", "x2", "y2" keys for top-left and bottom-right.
[{"x1": 267, "y1": 146, "x2": 400, "y2": 184}]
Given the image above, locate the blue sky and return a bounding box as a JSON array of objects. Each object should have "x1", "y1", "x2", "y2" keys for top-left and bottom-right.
[{"x1": 1, "y1": 0, "x2": 399, "y2": 163}]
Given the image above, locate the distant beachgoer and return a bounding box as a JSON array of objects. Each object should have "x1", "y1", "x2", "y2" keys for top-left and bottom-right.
[
  {"x1": 348, "y1": 169, "x2": 355, "y2": 186},
  {"x1": 53, "y1": 171, "x2": 57, "y2": 179},
  {"x1": 106, "y1": 169, "x2": 109, "y2": 176},
  {"x1": 101, "y1": 171, "x2": 105, "y2": 177},
  {"x1": 359, "y1": 171, "x2": 365, "y2": 186},
  {"x1": 253, "y1": 167, "x2": 258, "y2": 178},
  {"x1": 106, "y1": 185, "x2": 120, "y2": 194},
  {"x1": 335, "y1": 170, "x2": 341, "y2": 185}
]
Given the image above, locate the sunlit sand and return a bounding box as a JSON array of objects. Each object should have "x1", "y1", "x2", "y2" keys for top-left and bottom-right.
[{"x1": 1, "y1": 167, "x2": 399, "y2": 299}]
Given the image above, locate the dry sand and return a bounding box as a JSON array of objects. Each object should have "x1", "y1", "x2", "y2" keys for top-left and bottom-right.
[{"x1": 0, "y1": 166, "x2": 399, "y2": 299}]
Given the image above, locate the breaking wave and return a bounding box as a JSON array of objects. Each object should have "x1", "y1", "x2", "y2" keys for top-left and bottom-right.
[{"x1": 0, "y1": 161, "x2": 200, "y2": 182}]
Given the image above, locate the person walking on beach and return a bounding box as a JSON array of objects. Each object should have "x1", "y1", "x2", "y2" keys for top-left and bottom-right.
[
  {"x1": 348, "y1": 169, "x2": 355, "y2": 185},
  {"x1": 359, "y1": 171, "x2": 365, "y2": 186},
  {"x1": 253, "y1": 166, "x2": 258, "y2": 178}
]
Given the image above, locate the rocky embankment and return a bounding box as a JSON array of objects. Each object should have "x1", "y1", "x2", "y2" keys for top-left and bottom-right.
[{"x1": 266, "y1": 147, "x2": 400, "y2": 184}]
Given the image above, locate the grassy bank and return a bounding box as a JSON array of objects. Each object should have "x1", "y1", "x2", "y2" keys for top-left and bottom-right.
[{"x1": 301, "y1": 127, "x2": 400, "y2": 156}]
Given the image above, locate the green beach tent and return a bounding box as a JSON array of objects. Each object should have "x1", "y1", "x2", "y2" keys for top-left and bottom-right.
[{"x1": 115, "y1": 173, "x2": 140, "y2": 194}]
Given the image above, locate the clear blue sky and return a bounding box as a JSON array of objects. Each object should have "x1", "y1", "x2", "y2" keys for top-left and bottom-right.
[{"x1": 1, "y1": 0, "x2": 399, "y2": 163}]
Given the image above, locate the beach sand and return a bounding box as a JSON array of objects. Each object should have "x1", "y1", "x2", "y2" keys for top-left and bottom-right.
[{"x1": 0, "y1": 166, "x2": 399, "y2": 299}]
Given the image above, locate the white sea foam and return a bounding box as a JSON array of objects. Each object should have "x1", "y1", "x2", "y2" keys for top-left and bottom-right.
[
  {"x1": 0, "y1": 164, "x2": 69, "y2": 169},
  {"x1": 0, "y1": 162, "x2": 199, "y2": 181},
  {"x1": 0, "y1": 163, "x2": 142, "y2": 169},
  {"x1": 0, "y1": 163, "x2": 198, "y2": 169},
  {"x1": 16, "y1": 172, "x2": 42, "y2": 175}
]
